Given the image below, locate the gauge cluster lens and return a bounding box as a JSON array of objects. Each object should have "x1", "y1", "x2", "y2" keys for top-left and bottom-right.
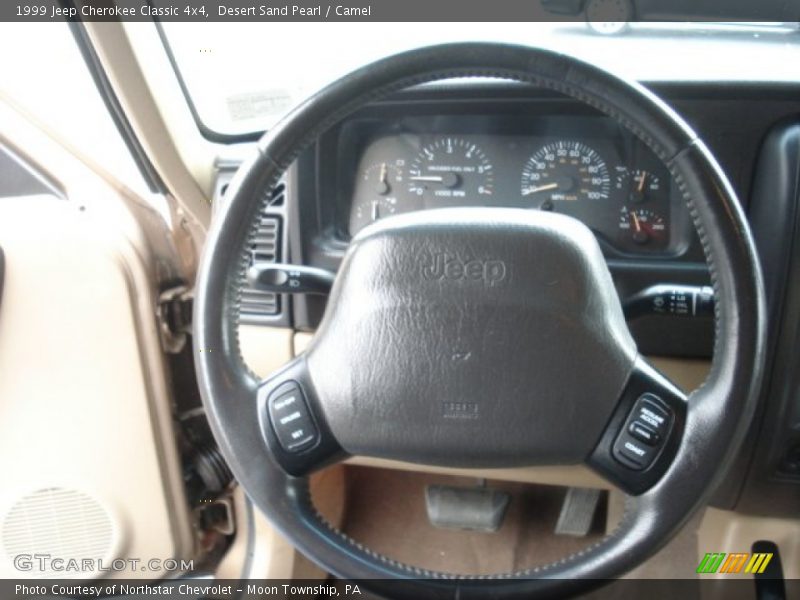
[
  {"x1": 521, "y1": 141, "x2": 610, "y2": 204},
  {"x1": 347, "y1": 129, "x2": 679, "y2": 255}
]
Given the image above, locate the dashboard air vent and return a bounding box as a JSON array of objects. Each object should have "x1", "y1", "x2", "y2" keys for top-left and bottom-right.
[
  {"x1": 241, "y1": 208, "x2": 282, "y2": 319},
  {"x1": 250, "y1": 214, "x2": 279, "y2": 263}
]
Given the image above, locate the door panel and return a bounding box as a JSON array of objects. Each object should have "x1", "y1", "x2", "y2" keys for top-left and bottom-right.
[{"x1": 0, "y1": 104, "x2": 194, "y2": 579}]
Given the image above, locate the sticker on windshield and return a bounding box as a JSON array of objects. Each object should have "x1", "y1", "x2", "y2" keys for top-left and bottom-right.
[{"x1": 227, "y1": 90, "x2": 293, "y2": 121}]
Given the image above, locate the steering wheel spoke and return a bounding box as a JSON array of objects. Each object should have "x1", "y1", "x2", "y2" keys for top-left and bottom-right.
[
  {"x1": 256, "y1": 357, "x2": 346, "y2": 476},
  {"x1": 587, "y1": 357, "x2": 687, "y2": 495}
]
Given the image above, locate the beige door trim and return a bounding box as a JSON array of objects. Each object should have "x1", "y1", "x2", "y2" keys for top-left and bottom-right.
[{"x1": 80, "y1": 21, "x2": 212, "y2": 270}]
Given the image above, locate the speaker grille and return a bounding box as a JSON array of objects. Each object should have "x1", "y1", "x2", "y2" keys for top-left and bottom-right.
[{"x1": 2, "y1": 487, "x2": 114, "y2": 577}]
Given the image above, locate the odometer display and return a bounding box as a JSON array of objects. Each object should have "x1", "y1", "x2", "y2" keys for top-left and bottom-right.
[{"x1": 521, "y1": 141, "x2": 610, "y2": 203}]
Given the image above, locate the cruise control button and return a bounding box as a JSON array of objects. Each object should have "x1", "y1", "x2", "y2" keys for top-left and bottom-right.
[
  {"x1": 628, "y1": 421, "x2": 660, "y2": 446},
  {"x1": 613, "y1": 433, "x2": 657, "y2": 470},
  {"x1": 635, "y1": 394, "x2": 671, "y2": 435},
  {"x1": 612, "y1": 394, "x2": 674, "y2": 470},
  {"x1": 279, "y1": 414, "x2": 316, "y2": 451},
  {"x1": 267, "y1": 382, "x2": 319, "y2": 453}
]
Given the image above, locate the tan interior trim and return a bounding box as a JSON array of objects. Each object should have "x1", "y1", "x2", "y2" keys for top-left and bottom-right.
[
  {"x1": 216, "y1": 487, "x2": 306, "y2": 579},
  {"x1": 239, "y1": 326, "x2": 294, "y2": 380},
  {"x1": 0, "y1": 99, "x2": 194, "y2": 578},
  {"x1": 81, "y1": 21, "x2": 212, "y2": 263},
  {"x1": 215, "y1": 465, "x2": 346, "y2": 580},
  {"x1": 698, "y1": 507, "x2": 800, "y2": 580},
  {"x1": 648, "y1": 355, "x2": 711, "y2": 393},
  {"x1": 345, "y1": 458, "x2": 609, "y2": 488}
]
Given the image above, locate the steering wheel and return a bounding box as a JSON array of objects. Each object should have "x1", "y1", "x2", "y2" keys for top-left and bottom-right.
[{"x1": 194, "y1": 43, "x2": 765, "y2": 598}]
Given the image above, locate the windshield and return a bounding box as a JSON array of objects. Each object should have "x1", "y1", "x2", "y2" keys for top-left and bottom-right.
[{"x1": 160, "y1": 22, "x2": 800, "y2": 137}]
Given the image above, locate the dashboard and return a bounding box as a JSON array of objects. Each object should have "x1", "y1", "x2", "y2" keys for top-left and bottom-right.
[{"x1": 343, "y1": 115, "x2": 692, "y2": 258}]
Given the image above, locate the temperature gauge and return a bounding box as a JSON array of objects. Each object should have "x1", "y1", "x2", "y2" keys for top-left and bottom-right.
[{"x1": 618, "y1": 207, "x2": 668, "y2": 249}]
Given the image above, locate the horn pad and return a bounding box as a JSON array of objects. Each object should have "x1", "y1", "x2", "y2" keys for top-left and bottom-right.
[{"x1": 305, "y1": 207, "x2": 637, "y2": 467}]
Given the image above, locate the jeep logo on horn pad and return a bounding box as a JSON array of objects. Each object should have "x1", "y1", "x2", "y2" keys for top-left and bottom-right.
[{"x1": 420, "y1": 252, "x2": 507, "y2": 285}]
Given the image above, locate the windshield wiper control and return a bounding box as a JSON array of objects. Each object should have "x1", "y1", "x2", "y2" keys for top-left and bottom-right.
[
  {"x1": 247, "y1": 263, "x2": 336, "y2": 295},
  {"x1": 623, "y1": 284, "x2": 714, "y2": 320}
]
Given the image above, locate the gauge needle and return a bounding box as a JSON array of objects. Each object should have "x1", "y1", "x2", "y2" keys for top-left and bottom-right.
[
  {"x1": 522, "y1": 182, "x2": 559, "y2": 196},
  {"x1": 637, "y1": 172, "x2": 647, "y2": 193},
  {"x1": 371, "y1": 200, "x2": 380, "y2": 221},
  {"x1": 409, "y1": 175, "x2": 444, "y2": 182},
  {"x1": 409, "y1": 172, "x2": 459, "y2": 188},
  {"x1": 379, "y1": 163, "x2": 388, "y2": 185},
  {"x1": 631, "y1": 211, "x2": 642, "y2": 232}
]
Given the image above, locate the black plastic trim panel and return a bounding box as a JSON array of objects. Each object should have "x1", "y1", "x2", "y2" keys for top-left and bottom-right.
[
  {"x1": 588, "y1": 359, "x2": 687, "y2": 495},
  {"x1": 256, "y1": 357, "x2": 345, "y2": 476},
  {"x1": 735, "y1": 120, "x2": 800, "y2": 516}
]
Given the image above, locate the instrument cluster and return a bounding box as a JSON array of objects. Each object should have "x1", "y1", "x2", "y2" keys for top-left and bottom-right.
[{"x1": 345, "y1": 120, "x2": 690, "y2": 257}]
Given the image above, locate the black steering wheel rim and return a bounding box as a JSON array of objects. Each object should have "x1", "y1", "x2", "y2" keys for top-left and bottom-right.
[{"x1": 194, "y1": 43, "x2": 766, "y2": 598}]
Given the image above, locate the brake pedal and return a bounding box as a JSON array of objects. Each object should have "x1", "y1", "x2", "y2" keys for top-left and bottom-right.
[
  {"x1": 425, "y1": 483, "x2": 510, "y2": 532},
  {"x1": 555, "y1": 487, "x2": 601, "y2": 537}
]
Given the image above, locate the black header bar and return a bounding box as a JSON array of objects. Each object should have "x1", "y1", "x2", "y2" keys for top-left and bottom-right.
[{"x1": 4, "y1": 0, "x2": 799, "y2": 23}]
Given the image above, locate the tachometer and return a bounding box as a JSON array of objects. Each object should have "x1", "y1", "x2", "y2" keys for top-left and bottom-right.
[
  {"x1": 521, "y1": 141, "x2": 610, "y2": 204},
  {"x1": 408, "y1": 138, "x2": 494, "y2": 202}
]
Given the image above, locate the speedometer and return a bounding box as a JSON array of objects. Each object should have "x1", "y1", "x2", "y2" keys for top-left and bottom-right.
[{"x1": 521, "y1": 141, "x2": 610, "y2": 204}]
